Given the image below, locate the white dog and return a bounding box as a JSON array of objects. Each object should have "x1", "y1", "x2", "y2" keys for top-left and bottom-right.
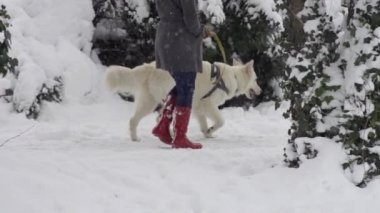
[{"x1": 105, "y1": 60, "x2": 262, "y2": 141}]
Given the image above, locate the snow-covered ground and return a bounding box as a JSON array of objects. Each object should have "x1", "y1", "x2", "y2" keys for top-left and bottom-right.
[
  {"x1": 1, "y1": 99, "x2": 380, "y2": 213},
  {"x1": 1, "y1": 0, "x2": 380, "y2": 212}
]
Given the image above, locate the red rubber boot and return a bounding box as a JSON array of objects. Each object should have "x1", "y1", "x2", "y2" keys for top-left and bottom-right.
[
  {"x1": 172, "y1": 107, "x2": 202, "y2": 149},
  {"x1": 152, "y1": 95, "x2": 175, "y2": 144}
]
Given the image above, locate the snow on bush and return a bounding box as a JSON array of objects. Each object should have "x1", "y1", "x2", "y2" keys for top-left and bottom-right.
[
  {"x1": 199, "y1": 0, "x2": 225, "y2": 24},
  {"x1": 283, "y1": 0, "x2": 344, "y2": 168},
  {"x1": 1, "y1": 0, "x2": 101, "y2": 117},
  {"x1": 283, "y1": 0, "x2": 380, "y2": 187},
  {"x1": 339, "y1": 0, "x2": 380, "y2": 187}
]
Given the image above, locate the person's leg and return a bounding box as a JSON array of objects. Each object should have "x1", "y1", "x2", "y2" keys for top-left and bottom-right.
[
  {"x1": 152, "y1": 88, "x2": 177, "y2": 144},
  {"x1": 172, "y1": 72, "x2": 202, "y2": 149}
]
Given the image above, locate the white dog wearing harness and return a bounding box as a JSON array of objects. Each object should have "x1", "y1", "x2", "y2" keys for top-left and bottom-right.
[{"x1": 105, "y1": 59, "x2": 262, "y2": 141}]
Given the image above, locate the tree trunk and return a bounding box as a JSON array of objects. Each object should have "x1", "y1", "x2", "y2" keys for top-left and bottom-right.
[
  {"x1": 347, "y1": 0, "x2": 356, "y2": 26},
  {"x1": 289, "y1": 0, "x2": 305, "y2": 13},
  {"x1": 287, "y1": 0, "x2": 306, "y2": 50}
]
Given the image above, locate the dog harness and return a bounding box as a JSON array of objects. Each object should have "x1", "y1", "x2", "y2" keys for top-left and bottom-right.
[{"x1": 202, "y1": 63, "x2": 230, "y2": 99}]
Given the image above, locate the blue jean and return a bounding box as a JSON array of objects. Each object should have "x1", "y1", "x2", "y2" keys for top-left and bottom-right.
[{"x1": 169, "y1": 72, "x2": 196, "y2": 107}]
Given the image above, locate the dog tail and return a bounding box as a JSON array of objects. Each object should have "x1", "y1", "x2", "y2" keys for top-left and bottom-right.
[
  {"x1": 105, "y1": 65, "x2": 135, "y2": 93},
  {"x1": 105, "y1": 64, "x2": 154, "y2": 94}
]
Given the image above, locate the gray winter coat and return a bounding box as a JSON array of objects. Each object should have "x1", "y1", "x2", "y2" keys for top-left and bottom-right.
[{"x1": 155, "y1": 0, "x2": 204, "y2": 73}]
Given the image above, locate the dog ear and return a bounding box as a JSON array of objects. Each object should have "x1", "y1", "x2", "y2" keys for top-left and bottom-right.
[
  {"x1": 244, "y1": 60, "x2": 255, "y2": 77},
  {"x1": 246, "y1": 60, "x2": 254, "y2": 67},
  {"x1": 233, "y1": 58, "x2": 243, "y2": 66}
]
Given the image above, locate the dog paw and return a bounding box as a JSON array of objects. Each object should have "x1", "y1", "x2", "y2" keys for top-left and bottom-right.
[
  {"x1": 203, "y1": 129, "x2": 215, "y2": 138},
  {"x1": 207, "y1": 127, "x2": 214, "y2": 134},
  {"x1": 131, "y1": 137, "x2": 141, "y2": 142},
  {"x1": 205, "y1": 133, "x2": 215, "y2": 138}
]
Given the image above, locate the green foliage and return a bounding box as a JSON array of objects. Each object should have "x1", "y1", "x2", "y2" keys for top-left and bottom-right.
[
  {"x1": 208, "y1": 0, "x2": 287, "y2": 106},
  {"x1": 205, "y1": 1, "x2": 282, "y2": 62},
  {"x1": 0, "y1": 5, "x2": 18, "y2": 77},
  {"x1": 283, "y1": 0, "x2": 343, "y2": 167},
  {"x1": 121, "y1": 1, "x2": 158, "y2": 67},
  {"x1": 283, "y1": 0, "x2": 380, "y2": 187},
  {"x1": 205, "y1": 0, "x2": 286, "y2": 105},
  {"x1": 338, "y1": 0, "x2": 380, "y2": 187},
  {"x1": 93, "y1": 0, "x2": 158, "y2": 67},
  {"x1": 341, "y1": 69, "x2": 380, "y2": 187},
  {"x1": 92, "y1": 0, "x2": 124, "y2": 24},
  {"x1": 25, "y1": 77, "x2": 63, "y2": 119}
]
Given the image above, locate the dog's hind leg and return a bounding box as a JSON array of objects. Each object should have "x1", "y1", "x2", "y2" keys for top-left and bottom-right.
[
  {"x1": 194, "y1": 111, "x2": 209, "y2": 138},
  {"x1": 205, "y1": 105, "x2": 225, "y2": 138},
  {"x1": 129, "y1": 93, "x2": 157, "y2": 142}
]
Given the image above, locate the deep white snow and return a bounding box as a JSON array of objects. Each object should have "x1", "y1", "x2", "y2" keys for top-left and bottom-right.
[
  {"x1": 1, "y1": 0, "x2": 380, "y2": 212},
  {"x1": 2, "y1": 99, "x2": 380, "y2": 213}
]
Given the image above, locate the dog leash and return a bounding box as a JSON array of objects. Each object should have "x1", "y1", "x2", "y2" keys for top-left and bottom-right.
[
  {"x1": 212, "y1": 33, "x2": 227, "y2": 64},
  {"x1": 201, "y1": 33, "x2": 229, "y2": 100},
  {"x1": 0, "y1": 124, "x2": 36, "y2": 148}
]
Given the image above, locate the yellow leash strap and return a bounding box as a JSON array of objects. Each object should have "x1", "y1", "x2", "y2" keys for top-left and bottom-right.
[{"x1": 212, "y1": 33, "x2": 227, "y2": 64}]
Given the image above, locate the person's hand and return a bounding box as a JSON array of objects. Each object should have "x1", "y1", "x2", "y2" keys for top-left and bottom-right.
[{"x1": 204, "y1": 24, "x2": 216, "y2": 38}]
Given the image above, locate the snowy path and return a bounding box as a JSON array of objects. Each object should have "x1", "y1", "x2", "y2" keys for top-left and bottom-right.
[{"x1": 1, "y1": 100, "x2": 379, "y2": 213}]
